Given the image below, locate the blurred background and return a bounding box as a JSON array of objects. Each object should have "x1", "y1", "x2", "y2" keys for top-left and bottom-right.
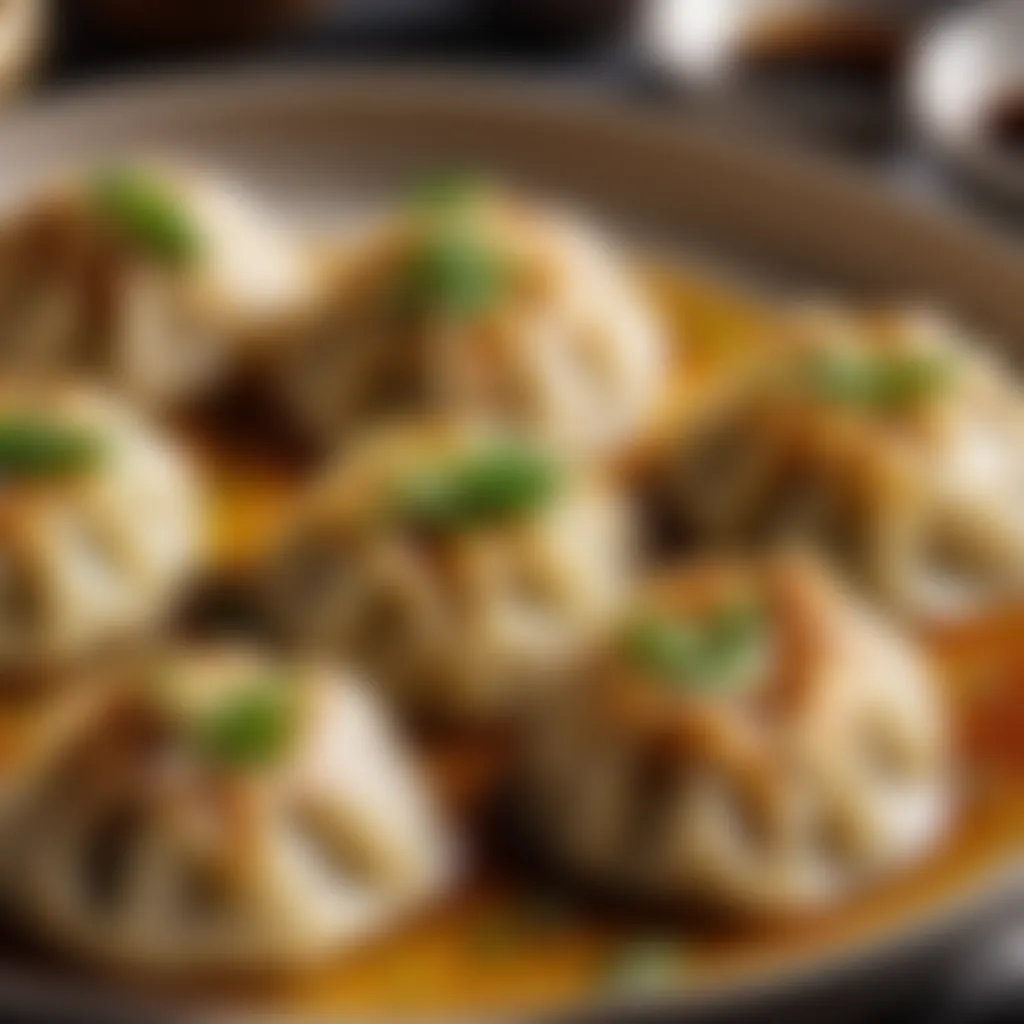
[
  {"x1": 16, "y1": 0, "x2": 1024, "y2": 232},
  {"x1": 5, "y1": 1, "x2": 1024, "y2": 1022}
]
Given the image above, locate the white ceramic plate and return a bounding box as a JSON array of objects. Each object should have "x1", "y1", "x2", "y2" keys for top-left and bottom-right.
[{"x1": 0, "y1": 67, "x2": 1022, "y2": 1024}]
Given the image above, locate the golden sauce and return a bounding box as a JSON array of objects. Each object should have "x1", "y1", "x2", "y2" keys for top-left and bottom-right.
[{"x1": 2, "y1": 264, "x2": 1022, "y2": 1021}]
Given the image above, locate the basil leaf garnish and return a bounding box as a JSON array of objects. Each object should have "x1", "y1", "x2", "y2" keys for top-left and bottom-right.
[
  {"x1": 625, "y1": 604, "x2": 767, "y2": 692},
  {"x1": 803, "y1": 352, "x2": 951, "y2": 410},
  {"x1": 400, "y1": 444, "x2": 562, "y2": 530},
  {"x1": 93, "y1": 168, "x2": 202, "y2": 267},
  {"x1": 195, "y1": 682, "x2": 296, "y2": 768},
  {"x1": 0, "y1": 419, "x2": 105, "y2": 480},
  {"x1": 391, "y1": 226, "x2": 508, "y2": 320}
]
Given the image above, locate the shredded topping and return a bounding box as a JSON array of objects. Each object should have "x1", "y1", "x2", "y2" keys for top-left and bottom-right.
[
  {"x1": 624, "y1": 602, "x2": 768, "y2": 693},
  {"x1": 0, "y1": 418, "x2": 105, "y2": 480},
  {"x1": 398, "y1": 444, "x2": 562, "y2": 531}
]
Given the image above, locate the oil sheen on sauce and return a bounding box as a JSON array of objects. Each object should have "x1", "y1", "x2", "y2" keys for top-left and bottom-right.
[{"x1": 2, "y1": 264, "x2": 1022, "y2": 1022}]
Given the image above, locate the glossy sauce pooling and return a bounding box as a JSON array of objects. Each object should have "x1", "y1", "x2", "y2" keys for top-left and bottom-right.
[
  {"x1": 63, "y1": 597, "x2": 1022, "y2": 1022},
  {"x1": 4, "y1": 264, "x2": 1024, "y2": 1021}
]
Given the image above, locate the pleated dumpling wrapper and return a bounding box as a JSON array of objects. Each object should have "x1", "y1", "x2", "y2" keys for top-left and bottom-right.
[
  {"x1": 4, "y1": 648, "x2": 454, "y2": 971},
  {"x1": 0, "y1": 162, "x2": 317, "y2": 406},
  {"x1": 271, "y1": 182, "x2": 668, "y2": 460},
  {"x1": 523, "y1": 554, "x2": 949, "y2": 915},
  {"x1": 0, "y1": 383, "x2": 202, "y2": 677},
  {"x1": 268, "y1": 418, "x2": 632, "y2": 719},
  {"x1": 659, "y1": 307, "x2": 1024, "y2": 618}
]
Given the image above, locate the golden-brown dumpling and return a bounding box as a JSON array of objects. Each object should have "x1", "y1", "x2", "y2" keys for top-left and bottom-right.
[
  {"x1": 271, "y1": 186, "x2": 667, "y2": 459},
  {"x1": 267, "y1": 419, "x2": 632, "y2": 718},
  {"x1": 0, "y1": 163, "x2": 316, "y2": 406},
  {"x1": 658, "y1": 307, "x2": 1024, "y2": 617},
  {"x1": 0, "y1": 383, "x2": 202, "y2": 674},
  {"x1": 4, "y1": 648, "x2": 454, "y2": 970},
  {"x1": 522, "y1": 555, "x2": 949, "y2": 915}
]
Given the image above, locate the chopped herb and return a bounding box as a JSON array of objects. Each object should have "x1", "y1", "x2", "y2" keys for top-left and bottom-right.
[
  {"x1": 625, "y1": 603, "x2": 767, "y2": 693},
  {"x1": 410, "y1": 171, "x2": 483, "y2": 209},
  {"x1": 93, "y1": 168, "x2": 202, "y2": 267},
  {"x1": 400, "y1": 444, "x2": 562, "y2": 530},
  {"x1": 803, "y1": 352, "x2": 951, "y2": 410},
  {"x1": 626, "y1": 617, "x2": 701, "y2": 677},
  {"x1": 391, "y1": 226, "x2": 508, "y2": 320},
  {"x1": 195, "y1": 682, "x2": 296, "y2": 768},
  {"x1": 602, "y1": 940, "x2": 686, "y2": 997},
  {"x1": 0, "y1": 418, "x2": 105, "y2": 480}
]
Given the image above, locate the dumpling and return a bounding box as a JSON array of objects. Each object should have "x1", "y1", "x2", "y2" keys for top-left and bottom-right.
[
  {"x1": 521, "y1": 554, "x2": 949, "y2": 915},
  {"x1": 267, "y1": 419, "x2": 632, "y2": 718},
  {"x1": 270, "y1": 184, "x2": 667, "y2": 460},
  {"x1": 0, "y1": 383, "x2": 202, "y2": 675},
  {"x1": 0, "y1": 0, "x2": 46, "y2": 101},
  {"x1": 4, "y1": 648, "x2": 454, "y2": 970},
  {"x1": 0, "y1": 163, "x2": 316, "y2": 406},
  {"x1": 656, "y1": 307, "x2": 1024, "y2": 617}
]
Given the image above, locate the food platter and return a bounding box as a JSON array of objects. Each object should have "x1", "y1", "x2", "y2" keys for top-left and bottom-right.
[{"x1": 0, "y1": 68, "x2": 1023, "y2": 1023}]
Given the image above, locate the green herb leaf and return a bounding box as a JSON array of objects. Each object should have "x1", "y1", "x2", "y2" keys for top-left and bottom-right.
[
  {"x1": 392, "y1": 227, "x2": 507, "y2": 320},
  {"x1": 400, "y1": 444, "x2": 562, "y2": 530},
  {"x1": 625, "y1": 604, "x2": 767, "y2": 693},
  {"x1": 626, "y1": 617, "x2": 701, "y2": 678},
  {"x1": 93, "y1": 168, "x2": 202, "y2": 267},
  {"x1": 803, "y1": 352, "x2": 951, "y2": 410},
  {"x1": 195, "y1": 682, "x2": 296, "y2": 768},
  {"x1": 410, "y1": 171, "x2": 483, "y2": 210},
  {"x1": 0, "y1": 419, "x2": 105, "y2": 480},
  {"x1": 602, "y1": 940, "x2": 686, "y2": 997}
]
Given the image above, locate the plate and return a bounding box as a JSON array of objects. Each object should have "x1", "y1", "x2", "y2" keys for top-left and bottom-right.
[{"x1": 0, "y1": 67, "x2": 1023, "y2": 1024}]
